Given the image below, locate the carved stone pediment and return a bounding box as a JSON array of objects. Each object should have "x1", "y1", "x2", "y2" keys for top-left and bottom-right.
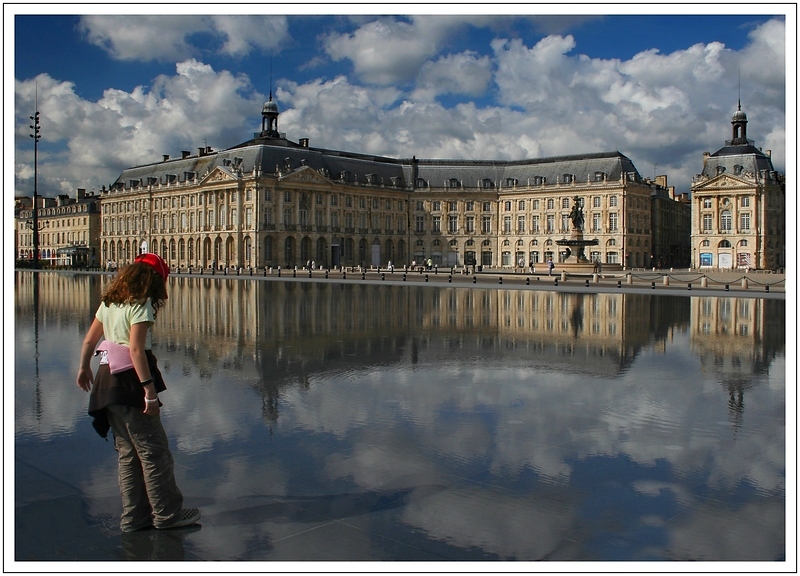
[
  {"x1": 199, "y1": 167, "x2": 237, "y2": 185},
  {"x1": 693, "y1": 174, "x2": 750, "y2": 191},
  {"x1": 279, "y1": 165, "x2": 332, "y2": 185}
]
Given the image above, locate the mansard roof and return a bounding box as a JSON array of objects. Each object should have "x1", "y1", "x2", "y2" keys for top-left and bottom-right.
[
  {"x1": 112, "y1": 136, "x2": 642, "y2": 192},
  {"x1": 701, "y1": 144, "x2": 777, "y2": 179},
  {"x1": 413, "y1": 151, "x2": 642, "y2": 188}
]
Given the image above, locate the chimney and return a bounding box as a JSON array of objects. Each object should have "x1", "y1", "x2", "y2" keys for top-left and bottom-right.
[
  {"x1": 766, "y1": 150, "x2": 771, "y2": 158},
  {"x1": 163, "y1": 154, "x2": 170, "y2": 162},
  {"x1": 198, "y1": 147, "x2": 205, "y2": 156},
  {"x1": 702, "y1": 152, "x2": 710, "y2": 168},
  {"x1": 182, "y1": 150, "x2": 191, "y2": 159},
  {"x1": 299, "y1": 138, "x2": 309, "y2": 148},
  {"x1": 77, "y1": 188, "x2": 86, "y2": 200}
]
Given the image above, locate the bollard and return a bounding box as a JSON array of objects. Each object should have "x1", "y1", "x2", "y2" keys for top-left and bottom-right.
[
  {"x1": 526, "y1": 277, "x2": 530, "y2": 285},
  {"x1": 382, "y1": 273, "x2": 386, "y2": 281},
  {"x1": 448, "y1": 275, "x2": 452, "y2": 283},
  {"x1": 688, "y1": 283, "x2": 692, "y2": 290},
  {"x1": 403, "y1": 273, "x2": 407, "y2": 281},
  {"x1": 742, "y1": 278, "x2": 748, "y2": 289},
  {"x1": 325, "y1": 270, "x2": 329, "y2": 279},
  {"x1": 651, "y1": 282, "x2": 656, "y2": 289},
  {"x1": 362, "y1": 272, "x2": 365, "y2": 280},
  {"x1": 292, "y1": 269, "x2": 296, "y2": 278},
  {"x1": 663, "y1": 276, "x2": 669, "y2": 286},
  {"x1": 585, "y1": 279, "x2": 589, "y2": 287},
  {"x1": 592, "y1": 273, "x2": 598, "y2": 283},
  {"x1": 725, "y1": 284, "x2": 729, "y2": 292},
  {"x1": 499, "y1": 277, "x2": 503, "y2": 284},
  {"x1": 561, "y1": 271, "x2": 566, "y2": 282},
  {"x1": 626, "y1": 273, "x2": 633, "y2": 285},
  {"x1": 343, "y1": 272, "x2": 346, "y2": 279},
  {"x1": 554, "y1": 279, "x2": 559, "y2": 286},
  {"x1": 425, "y1": 274, "x2": 429, "y2": 282},
  {"x1": 701, "y1": 277, "x2": 707, "y2": 288},
  {"x1": 765, "y1": 285, "x2": 770, "y2": 292},
  {"x1": 617, "y1": 280, "x2": 622, "y2": 288},
  {"x1": 473, "y1": 276, "x2": 477, "y2": 284}
]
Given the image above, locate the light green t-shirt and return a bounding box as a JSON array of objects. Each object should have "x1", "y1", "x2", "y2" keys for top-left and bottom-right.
[{"x1": 95, "y1": 299, "x2": 154, "y2": 349}]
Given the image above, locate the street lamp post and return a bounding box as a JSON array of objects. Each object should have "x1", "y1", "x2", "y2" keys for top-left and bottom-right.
[{"x1": 29, "y1": 104, "x2": 41, "y2": 269}]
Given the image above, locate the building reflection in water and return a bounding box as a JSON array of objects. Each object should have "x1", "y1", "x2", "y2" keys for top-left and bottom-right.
[
  {"x1": 13, "y1": 272, "x2": 786, "y2": 561},
  {"x1": 15, "y1": 273, "x2": 784, "y2": 431}
]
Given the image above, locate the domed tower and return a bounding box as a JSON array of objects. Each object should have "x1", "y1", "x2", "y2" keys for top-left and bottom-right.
[
  {"x1": 729, "y1": 100, "x2": 749, "y2": 146},
  {"x1": 261, "y1": 91, "x2": 280, "y2": 138}
]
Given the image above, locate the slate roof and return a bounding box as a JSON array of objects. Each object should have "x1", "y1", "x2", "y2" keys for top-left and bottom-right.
[
  {"x1": 701, "y1": 144, "x2": 777, "y2": 179},
  {"x1": 111, "y1": 135, "x2": 642, "y2": 191}
]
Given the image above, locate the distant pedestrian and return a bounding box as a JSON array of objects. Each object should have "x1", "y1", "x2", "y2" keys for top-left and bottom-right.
[
  {"x1": 76, "y1": 253, "x2": 201, "y2": 533},
  {"x1": 547, "y1": 257, "x2": 554, "y2": 276}
]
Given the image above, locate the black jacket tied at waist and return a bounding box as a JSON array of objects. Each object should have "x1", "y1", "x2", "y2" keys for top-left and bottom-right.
[{"x1": 88, "y1": 349, "x2": 166, "y2": 439}]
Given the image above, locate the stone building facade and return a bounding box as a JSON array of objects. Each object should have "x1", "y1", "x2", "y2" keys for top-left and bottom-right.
[
  {"x1": 690, "y1": 103, "x2": 785, "y2": 270},
  {"x1": 95, "y1": 98, "x2": 689, "y2": 272},
  {"x1": 15, "y1": 189, "x2": 101, "y2": 267}
]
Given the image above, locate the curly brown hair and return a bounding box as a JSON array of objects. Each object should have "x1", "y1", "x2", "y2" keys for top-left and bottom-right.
[{"x1": 102, "y1": 262, "x2": 167, "y2": 318}]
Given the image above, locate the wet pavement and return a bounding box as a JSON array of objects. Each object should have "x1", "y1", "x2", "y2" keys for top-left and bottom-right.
[{"x1": 11, "y1": 270, "x2": 788, "y2": 569}]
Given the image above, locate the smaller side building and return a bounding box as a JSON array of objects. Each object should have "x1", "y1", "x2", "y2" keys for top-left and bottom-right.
[
  {"x1": 690, "y1": 103, "x2": 785, "y2": 271},
  {"x1": 15, "y1": 188, "x2": 102, "y2": 268}
]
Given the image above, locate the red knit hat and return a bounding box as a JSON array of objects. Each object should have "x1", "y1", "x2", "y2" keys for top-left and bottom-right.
[{"x1": 134, "y1": 252, "x2": 170, "y2": 281}]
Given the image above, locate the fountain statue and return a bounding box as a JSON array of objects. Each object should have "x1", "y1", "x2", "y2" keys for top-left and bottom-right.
[{"x1": 556, "y1": 196, "x2": 599, "y2": 265}]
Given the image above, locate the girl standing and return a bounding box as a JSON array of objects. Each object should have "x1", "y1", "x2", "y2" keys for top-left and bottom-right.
[{"x1": 76, "y1": 253, "x2": 200, "y2": 532}]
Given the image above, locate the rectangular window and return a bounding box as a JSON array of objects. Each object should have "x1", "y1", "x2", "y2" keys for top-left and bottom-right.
[
  {"x1": 532, "y1": 215, "x2": 540, "y2": 232},
  {"x1": 561, "y1": 214, "x2": 570, "y2": 232},
  {"x1": 703, "y1": 198, "x2": 712, "y2": 208},
  {"x1": 432, "y1": 216, "x2": 441, "y2": 232},
  {"x1": 466, "y1": 201, "x2": 474, "y2": 211},
  {"x1": 284, "y1": 191, "x2": 291, "y2": 202},
  {"x1": 518, "y1": 200, "x2": 525, "y2": 210},
  {"x1": 742, "y1": 196, "x2": 750, "y2": 207},
  {"x1": 609, "y1": 212, "x2": 618, "y2": 231},
  {"x1": 593, "y1": 196, "x2": 601, "y2": 208},
  {"x1": 592, "y1": 213, "x2": 601, "y2": 232},
  {"x1": 546, "y1": 215, "x2": 555, "y2": 232},
  {"x1": 482, "y1": 216, "x2": 492, "y2": 234},
  {"x1": 466, "y1": 216, "x2": 475, "y2": 233},
  {"x1": 740, "y1": 212, "x2": 750, "y2": 231},
  {"x1": 415, "y1": 216, "x2": 425, "y2": 232},
  {"x1": 547, "y1": 198, "x2": 554, "y2": 210},
  {"x1": 449, "y1": 201, "x2": 457, "y2": 211},
  {"x1": 433, "y1": 201, "x2": 441, "y2": 211},
  {"x1": 448, "y1": 215, "x2": 458, "y2": 233},
  {"x1": 562, "y1": 198, "x2": 570, "y2": 209},
  {"x1": 483, "y1": 202, "x2": 492, "y2": 212},
  {"x1": 503, "y1": 216, "x2": 512, "y2": 233},
  {"x1": 533, "y1": 199, "x2": 539, "y2": 210},
  {"x1": 703, "y1": 214, "x2": 712, "y2": 231},
  {"x1": 517, "y1": 215, "x2": 525, "y2": 233},
  {"x1": 417, "y1": 200, "x2": 425, "y2": 211},
  {"x1": 315, "y1": 210, "x2": 323, "y2": 227},
  {"x1": 610, "y1": 196, "x2": 618, "y2": 207}
]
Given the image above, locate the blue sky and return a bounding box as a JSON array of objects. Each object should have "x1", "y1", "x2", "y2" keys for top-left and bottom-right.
[{"x1": 9, "y1": 7, "x2": 792, "y2": 199}]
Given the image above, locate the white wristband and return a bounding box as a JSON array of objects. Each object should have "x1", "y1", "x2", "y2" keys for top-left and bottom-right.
[{"x1": 145, "y1": 397, "x2": 159, "y2": 404}]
